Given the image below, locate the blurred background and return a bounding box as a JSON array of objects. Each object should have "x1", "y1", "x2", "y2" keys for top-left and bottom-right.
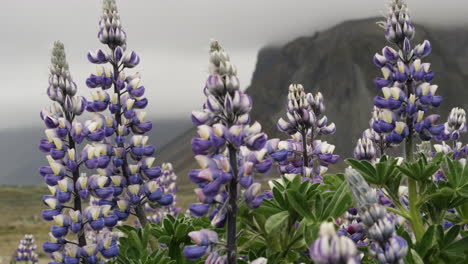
[{"x1": 0, "y1": 0, "x2": 467, "y2": 262}]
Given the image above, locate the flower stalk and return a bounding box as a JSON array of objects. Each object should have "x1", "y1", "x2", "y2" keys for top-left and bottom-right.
[{"x1": 226, "y1": 144, "x2": 239, "y2": 263}]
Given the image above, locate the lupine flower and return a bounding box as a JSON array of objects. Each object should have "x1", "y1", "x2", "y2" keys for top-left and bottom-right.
[
  {"x1": 345, "y1": 168, "x2": 407, "y2": 263},
  {"x1": 184, "y1": 229, "x2": 219, "y2": 260},
  {"x1": 436, "y1": 107, "x2": 467, "y2": 141},
  {"x1": 15, "y1": 235, "x2": 38, "y2": 263},
  {"x1": 269, "y1": 84, "x2": 338, "y2": 181},
  {"x1": 354, "y1": 137, "x2": 377, "y2": 162},
  {"x1": 434, "y1": 141, "x2": 468, "y2": 161},
  {"x1": 39, "y1": 0, "x2": 175, "y2": 262},
  {"x1": 361, "y1": 0, "x2": 443, "y2": 157},
  {"x1": 189, "y1": 40, "x2": 269, "y2": 218},
  {"x1": 85, "y1": 0, "x2": 174, "y2": 232},
  {"x1": 39, "y1": 41, "x2": 97, "y2": 261},
  {"x1": 145, "y1": 163, "x2": 181, "y2": 223},
  {"x1": 309, "y1": 222, "x2": 358, "y2": 264},
  {"x1": 187, "y1": 40, "x2": 270, "y2": 263}
]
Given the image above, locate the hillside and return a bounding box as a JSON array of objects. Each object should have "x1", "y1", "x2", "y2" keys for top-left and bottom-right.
[
  {"x1": 0, "y1": 118, "x2": 191, "y2": 185},
  {"x1": 159, "y1": 18, "x2": 468, "y2": 186}
]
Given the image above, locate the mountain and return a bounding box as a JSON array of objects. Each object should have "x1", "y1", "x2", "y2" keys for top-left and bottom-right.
[
  {"x1": 3, "y1": 18, "x2": 468, "y2": 187},
  {"x1": 159, "y1": 17, "x2": 468, "y2": 186},
  {"x1": 0, "y1": 118, "x2": 192, "y2": 185}
]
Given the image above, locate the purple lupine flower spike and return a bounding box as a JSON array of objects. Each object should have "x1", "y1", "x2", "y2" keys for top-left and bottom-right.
[
  {"x1": 39, "y1": 41, "x2": 95, "y2": 262},
  {"x1": 84, "y1": 0, "x2": 176, "y2": 237},
  {"x1": 15, "y1": 234, "x2": 39, "y2": 263},
  {"x1": 271, "y1": 84, "x2": 338, "y2": 181},
  {"x1": 345, "y1": 168, "x2": 408, "y2": 263},
  {"x1": 186, "y1": 40, "x2": 272, "y2": 263},
  {"x1": 360, "y1": 0, "x2": 443, "y2": 158},
  {"x1": 309, "y1": 222, "x2": 358, "y2": 264}
]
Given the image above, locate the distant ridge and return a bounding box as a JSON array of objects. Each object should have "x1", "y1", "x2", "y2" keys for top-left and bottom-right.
[
  {"x1": 0, "y1": 118, "x2": 191, "y2": 185},
  {"x1": 159, "y1": 17, "x2": 468, "y2": 186}
]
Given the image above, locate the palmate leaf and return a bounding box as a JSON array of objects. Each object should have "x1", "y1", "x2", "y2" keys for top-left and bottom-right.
[
  {"x1": 443, "y1": 158, "x2": 468, "y2": 204},
  {"x1": 346, "y1": 156, "x2": 401, "y2": 186},
  {"x1": 272, "y1": 187, "x2": 287, "y2": 209},
  {"x1": 398, "y1": 154, "x2": 441, "y2": 181},
  {"x1": 442, "y1": 236, "x2": 468, "y2": 260},
  {"x1": 443, "y1": 156, "x2": 465, "y2": 188}
]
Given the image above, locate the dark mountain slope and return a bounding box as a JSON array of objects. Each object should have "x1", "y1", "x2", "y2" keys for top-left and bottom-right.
[{"x1": 159, "y1": 18, "x2": 468, "y2": 186}]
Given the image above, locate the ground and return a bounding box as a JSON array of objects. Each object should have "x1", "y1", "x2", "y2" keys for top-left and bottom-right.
[{"x1": 0, "y1": 185, "x2": 195, "y2": 264}]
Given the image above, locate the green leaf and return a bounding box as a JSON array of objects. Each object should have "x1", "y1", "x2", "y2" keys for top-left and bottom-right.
[
  {"x1": 272, "y1": 187, "x2": 287, "y2": 209},
  {"x1": 443, "y1": 236, "x2": 468, "y2": 258},
  {"x1": 141, "y1": 224, "x2": 150, "y2": 248},
  {"x1": 271, "y1": 179, "x2": 286, "y2": 191},
  {"x1": 128, "y1": 230, "x2": 143, "y2": 251},
  {"x1": 163, "y1": 218, "x2": 175, "y2": 235},
  {"x1": 410, "y1": 249, "x2": 425, "y2": 264},
  {"x1": 174, "y1": 223, "x2": 188, "y2": 239},
  {"x1": 416, "y1": 225, "x2": 436, "y2": 257},
  {"x1": 323, "y1": 173, "x2": 344, "y2": 190},
  {"x1": 116, "y1": 225, "x2": 137, "y2": 234},
  {"x1": 265, "y1": 211, "x2": 289, "y2": 234},
  {"x1": 286, "y1": 190, "x2": 315, "y2": 220},
  {"x1": 321, "y1": 182, "x2": 351, "y2": 219},
  {"x1": 443, "y1": 225, "x2": 461, "y2": 246},
  {"x1": 457, "y1": 183, "x2": 468, "y2": 198}
]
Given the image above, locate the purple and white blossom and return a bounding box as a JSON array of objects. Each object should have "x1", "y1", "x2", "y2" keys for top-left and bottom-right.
[
  {"x1": 269, "y1": 84, "x2": 338, "y2": 181},
  {"x1": 85, "y1": 0, "x2": 174, "y2": 231},
  {"x1": 361, "y1": 0, "x2": 444, "y2": 156},
  {"x1": 309, "y1": 222, "x2": 358, "y2": 264},
  {"x1": 145, "y1": 163, "x2": 181, "y2": 223},
  {"x1": 186, "y1": 40, "x2": 270, "y2": 263},
  {"x1": 14, "y1": 235, "x2": 38, "y2": 263},
  {"x1": 40, "y1": 41, "x2": 121, "y2": 262},
  {"x1": 435, "y1": 107, "x2": 467, "y2": 141}
]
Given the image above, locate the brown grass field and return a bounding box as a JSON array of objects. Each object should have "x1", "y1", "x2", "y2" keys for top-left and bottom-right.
[{"x1": 0, "y1": 185, "x2": 196, "y2": 264}]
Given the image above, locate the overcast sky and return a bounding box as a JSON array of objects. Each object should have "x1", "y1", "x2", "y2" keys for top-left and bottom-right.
[{"x1": 1, "y1": 0, "x2": 467, "y2": 130}]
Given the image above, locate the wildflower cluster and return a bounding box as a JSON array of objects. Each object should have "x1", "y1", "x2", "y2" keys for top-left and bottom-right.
[
  {"x1": 270, "y1": 84, "x2": 338, "y2": 181},
  {"x1": 37, "y1": 0, "x2": 468, "y2": 264},
  {"x1": 39, "y1": 0, "x2": 176, "y2": 262}
]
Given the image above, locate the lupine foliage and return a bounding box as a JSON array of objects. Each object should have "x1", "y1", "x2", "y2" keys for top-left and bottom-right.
[{"x1": 38, "y1": 0, "x2": 468, "y2": 263}]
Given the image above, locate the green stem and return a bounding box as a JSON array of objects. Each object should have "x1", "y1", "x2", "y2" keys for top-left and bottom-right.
[
  {"x1": 405, "y1": 132, "x2": 424, "y2": 241},
  {"x1": 386, "y1": 207, "x2": 411, "y2": 221}
]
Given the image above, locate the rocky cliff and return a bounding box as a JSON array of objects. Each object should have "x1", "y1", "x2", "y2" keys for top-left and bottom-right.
[{"x1": 159, "y1": 18, "x2": 468, "y2": 186}]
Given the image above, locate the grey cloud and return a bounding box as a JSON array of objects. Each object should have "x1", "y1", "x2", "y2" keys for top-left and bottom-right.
[{"x1": 0, "y1": 0, "x2": 467, "y2": 129}]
